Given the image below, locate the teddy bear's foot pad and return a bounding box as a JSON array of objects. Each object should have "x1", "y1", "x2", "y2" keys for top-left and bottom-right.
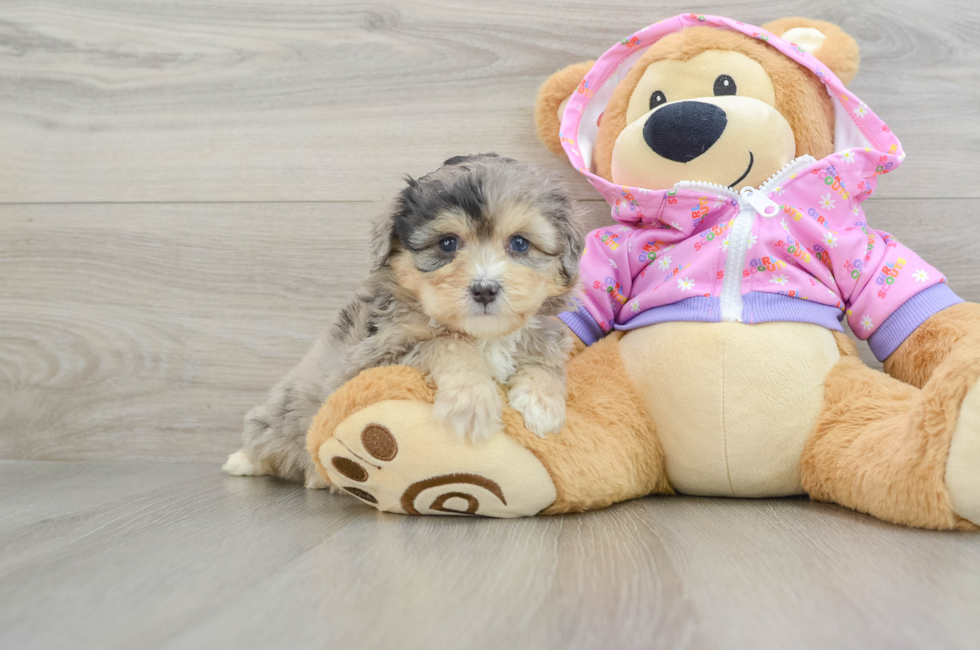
[
  {"x1": 320, "y1": 400, "x2": 557, "y2": 518},
  {"x1": 947, "y1": 378, "x2": 980, "y2": 526}
]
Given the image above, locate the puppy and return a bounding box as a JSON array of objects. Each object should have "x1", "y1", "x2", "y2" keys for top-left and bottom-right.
[{"x1": 224, "y1": 154, "x2": 585, "y2": 487}]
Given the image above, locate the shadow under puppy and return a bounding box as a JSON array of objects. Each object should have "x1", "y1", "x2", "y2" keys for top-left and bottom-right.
[{"x1": 224, "y1": 153, "x2": 585, "y2": 487}]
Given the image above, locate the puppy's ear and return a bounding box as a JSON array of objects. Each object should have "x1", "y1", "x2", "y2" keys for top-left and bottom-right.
[
  {"x1": 559, "y1": 216, "x2": 585, "y2": 288},
  {"x1": 369, "y1": 191, "x2": 405, "y2": 270},
  {"x1": 535, "y1": 61, "x2": 594, "y2": 156},
  {"x1": 549, "y1": 191, "x2": 586, "y2": 288},
  {"x1": 763, "y1": 17, "x2": 860, "y2": 86}
]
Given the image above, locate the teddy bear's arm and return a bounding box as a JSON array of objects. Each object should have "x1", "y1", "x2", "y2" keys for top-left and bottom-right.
[
  {"x1": 559, "y1": 225, "x2": 646, "y2": 346},
  {"x1": 884, "y1": 302, "x2": 980, "y2": 388}
]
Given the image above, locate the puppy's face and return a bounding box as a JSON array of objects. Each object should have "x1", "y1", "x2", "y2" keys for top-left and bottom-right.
[{"x1": 385, "y1": 155, "x2": 582, "y2": 339}]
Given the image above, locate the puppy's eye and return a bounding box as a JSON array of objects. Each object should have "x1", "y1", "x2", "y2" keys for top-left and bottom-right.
[
  {"x1": 649, "y1": 90, "x2": 667, "y2": 110},
  {"x1": 438, "y1": 236, "x2": 458, "y2": 253},
  {"x1": 713, "y1": 75, "x2": 736, "y2": 96},
  {"x1": 509, "y1": 235, "x2": 530, "y2": 253}
]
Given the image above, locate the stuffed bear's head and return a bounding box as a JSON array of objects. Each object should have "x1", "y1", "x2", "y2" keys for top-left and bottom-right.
[{"x1": 535, "y1": 18, "x2": 860, "y2": 190}]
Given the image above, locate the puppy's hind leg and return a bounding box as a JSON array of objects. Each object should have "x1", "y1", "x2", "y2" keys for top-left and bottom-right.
[
  {"x1": 222, "y1": 448, "x2": 268, "y2": 477},
  {"x1": 227, "y1": 312, "x2": 354, "y2": 487},
  {"x1": 223, "y1": 405, "x2": 276, "y2": 479},
  {"x1": 226, "y1": 389, "x2": 323, "y2": 487}
]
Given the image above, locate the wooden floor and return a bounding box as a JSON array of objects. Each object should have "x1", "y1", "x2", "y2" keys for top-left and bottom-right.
[
  {"x1": 3, "y1": 1, "x2": 980, "y2": 648},
  {"x1": 2, "y1": 460, "x2": 979, "y2": 650}
]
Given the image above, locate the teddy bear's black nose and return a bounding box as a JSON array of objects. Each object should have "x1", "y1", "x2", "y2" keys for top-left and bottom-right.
[{"x1": 643, "y1": 101, "x2": 728, "y2": 163}]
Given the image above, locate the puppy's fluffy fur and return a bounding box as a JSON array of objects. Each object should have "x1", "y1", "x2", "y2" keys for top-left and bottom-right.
[{"x1": 224, "y1": 154, "x2": 585, "y2": 487}]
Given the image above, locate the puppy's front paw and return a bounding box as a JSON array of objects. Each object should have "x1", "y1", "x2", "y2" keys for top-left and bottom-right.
[
  {"x1": 508, "y1": 380, "x2": 566, "y2": 438},
  {"x1": 433, "y1": 377, "x2": 503, "y2": 443}
]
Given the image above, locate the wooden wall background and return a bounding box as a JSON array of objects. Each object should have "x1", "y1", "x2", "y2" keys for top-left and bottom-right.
[{"x1": 1, "y1": 0, "x2": 978, "y2": 462}]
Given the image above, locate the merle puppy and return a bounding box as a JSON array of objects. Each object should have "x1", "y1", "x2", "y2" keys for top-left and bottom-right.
[{"x1": 224, "y1": 154, "x2": 585, "y2": 487}]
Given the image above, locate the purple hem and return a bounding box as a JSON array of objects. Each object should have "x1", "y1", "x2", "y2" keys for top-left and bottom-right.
[
  {"x1": 558, "y1": 306, "x2": 605, "y2": 346},
  {"x1": 560, "y1": 290, "x2": 940, "y2": 350},
  {"x1": 741, "y1": 292, "x2": 845, "y2": 332},
  {"x1": 614, "y1": 296, "x2": 720, "y2": 331},
  {"x1": 868, "y1": 283, "x2": 963, "y2": 361}
]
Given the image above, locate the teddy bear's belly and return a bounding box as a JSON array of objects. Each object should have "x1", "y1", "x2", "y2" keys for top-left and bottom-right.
[{"x1": 619, "y1": 321, "x2": 841, "y2": 497}]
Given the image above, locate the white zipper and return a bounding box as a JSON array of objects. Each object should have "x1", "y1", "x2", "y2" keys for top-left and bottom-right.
[
  {"x1": 675, "y1": 155, "x2": 817, "y2": 323},
  {"x1": 757, "y1": 155, "x2": 817, "y2": 194},
  {"x1": 718, "y1": 193, "x2": 753, "y2": 321}
]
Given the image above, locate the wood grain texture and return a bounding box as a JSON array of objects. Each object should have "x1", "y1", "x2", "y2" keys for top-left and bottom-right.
[
  {"x1": 2, "y1": 0, "x2": 979, "y2": 202},
  {"x1": 0, "y1": 202, "x2": 376, "y2": 460},
  {"x1": 2, "y1": 4, "x2": 978, "y2": 646},
  {"x1": 1, "y1": 199, "x2": 976, "y2": 461},
  {"x1": 0, "y1": 460, "x2": 978, "y2": 650}
]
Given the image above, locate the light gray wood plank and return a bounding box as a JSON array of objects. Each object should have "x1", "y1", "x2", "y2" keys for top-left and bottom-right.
[
  {"x1": 0, "y1": 202, "x2": 377, "y2": 461},
  {"x1": 2, "y1": 0, "x2": 979, "y2": 203},
  {"x1": 0, "y1": 460, "x2": 978, "y2": 650},
  {"x1": 0, "y1": 199, "x2": 974, "y2": 461}
]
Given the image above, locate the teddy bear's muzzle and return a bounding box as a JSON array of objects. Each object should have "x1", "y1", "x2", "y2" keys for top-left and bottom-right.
[{"x1": 611, "y1": 95, "x2": 797, "y2": 190}]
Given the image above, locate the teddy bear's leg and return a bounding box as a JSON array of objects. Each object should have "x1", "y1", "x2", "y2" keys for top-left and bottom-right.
[
  {"x1": 799, "y1": 332, "x2": 980, "y2": 530},
  {"x1": 308, "y1": 334, "x2": 672, "y2": 516},
  {"x1": 882, "y1": 303, "x2": 980, "y2": 526}
]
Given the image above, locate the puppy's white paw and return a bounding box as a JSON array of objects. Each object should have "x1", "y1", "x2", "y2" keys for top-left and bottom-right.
[
  {"x1": 304, "y1": 472, "x2": 329, "y2": 490},
  {"x1": 222, "y1": 449, "x2": 266, "y2": 477},
  {"x1": 508, "y1": 382, "x2": 566, "y2": 438},
  {"x1": 433, "y1": 377, "x2": 503, "y2": 443}
]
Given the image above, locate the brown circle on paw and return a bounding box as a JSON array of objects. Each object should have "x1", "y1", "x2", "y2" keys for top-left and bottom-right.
[
  {"x1": 431, "y1": 492, "x2": 479, "y2": 515},
  {"x1": 400, "y1": 473, "x2": 506, "y2": 515},
  {"x1": 343, "y1": 486, "x2": 377, "y2": 504},
  {"x1": 331, "y1": 457, "x2": 368, "y2": 482},
  {"x1": 361, "y1": 424, "x2": 397, "y2": 461}
]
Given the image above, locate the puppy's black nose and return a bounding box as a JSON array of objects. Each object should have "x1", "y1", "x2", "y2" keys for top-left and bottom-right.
[
  {"x1": 643, "y1": 101, "x2": 727, "y2": 163},
  {"x1": 470, "y1": 280, "x2": 500, "y2": 305}
]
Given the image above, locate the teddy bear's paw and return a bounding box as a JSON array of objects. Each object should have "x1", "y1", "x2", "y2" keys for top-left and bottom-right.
[
  {"x1": 507, "y1": 380, "x2": 566, "y2": 438},
  {"x1": 947, "y1": 378, "x2": 980, "y2": 526},
  {"x1": 222, "y1": 449, "x2": 267, "y2": 477},
  {"x1": 318, "y1": 400, "x2": 556, "y2": 517},
  {"x1": 432, "y1": 376, "x2": 503, "y2": 442}
]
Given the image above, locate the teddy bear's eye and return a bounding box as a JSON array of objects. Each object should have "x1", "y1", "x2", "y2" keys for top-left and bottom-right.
[
  {"x1": 649, "y1": 90, "x2": 667, "y2": 110},
  {"x1": 713, "y1": 75, "x2": 737, "y2": 96}
]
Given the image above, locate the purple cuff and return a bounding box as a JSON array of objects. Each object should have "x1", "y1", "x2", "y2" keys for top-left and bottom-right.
[
  {"x1": 559, "y1": 305, "x2": 606, "y2": 346},
  {"x1": 867, "y1": 283, "x2": 963, "y2": 361}
]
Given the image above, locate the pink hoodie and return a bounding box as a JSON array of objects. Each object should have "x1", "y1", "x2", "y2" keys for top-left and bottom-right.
[{"x1": 557, "y1": 14, "x2": 961, "y2": 361}]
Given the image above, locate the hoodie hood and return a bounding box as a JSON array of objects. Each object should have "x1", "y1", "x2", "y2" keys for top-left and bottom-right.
[{"x1": 560, "y1": 14, "x2": 905, "y2": 227}]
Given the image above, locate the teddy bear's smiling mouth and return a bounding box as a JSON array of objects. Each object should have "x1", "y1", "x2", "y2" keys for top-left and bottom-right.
[{"x1": 729, "y1": 151, "x2": 754, "y2": 188}]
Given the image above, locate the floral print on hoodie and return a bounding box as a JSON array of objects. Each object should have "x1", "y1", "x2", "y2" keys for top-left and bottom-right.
[{"x1": 558, "y1": 14, "x2": 961, "y2": 361}]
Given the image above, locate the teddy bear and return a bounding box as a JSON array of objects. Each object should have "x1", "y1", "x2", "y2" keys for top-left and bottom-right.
[{"x1": 306, "y1": 14, "x2": 980, "y2": 530}]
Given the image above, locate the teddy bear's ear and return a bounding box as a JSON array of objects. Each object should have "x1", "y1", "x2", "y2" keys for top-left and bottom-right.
[
  {"x1": 762, "y1": 17, "x2": 860, "y2": 86},
  {"x1": 534, "y1": 61, "x2": 594, "y2": 156}
]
